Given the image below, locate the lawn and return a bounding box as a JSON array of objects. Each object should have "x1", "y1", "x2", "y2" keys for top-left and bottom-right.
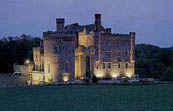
[{"x1": 0, "y1": 84, "x2": 173, "y2": 111}]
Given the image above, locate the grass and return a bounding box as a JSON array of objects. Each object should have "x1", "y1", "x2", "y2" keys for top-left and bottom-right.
[{"x1": 0, "y1": 84, "x2": 173, "y2": 111}]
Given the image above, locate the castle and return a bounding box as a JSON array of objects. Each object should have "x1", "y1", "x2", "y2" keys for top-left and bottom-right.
[{"x1": 15, "y1": 14, "x2": 135, "y2": 84}]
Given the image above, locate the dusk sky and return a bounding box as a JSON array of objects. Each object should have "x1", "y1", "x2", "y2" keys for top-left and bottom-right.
[{"x1": 0, "y1": 0, "x2": 172, "y2": 47}]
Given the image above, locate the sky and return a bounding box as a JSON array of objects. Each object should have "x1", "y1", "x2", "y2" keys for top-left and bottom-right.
[{"x1": 0, "y1": 0, "x2": 172, "y2": 47}]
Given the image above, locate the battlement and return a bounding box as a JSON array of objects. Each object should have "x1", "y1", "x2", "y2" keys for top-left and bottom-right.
[
  {"x1": 43, "y1": 31, "x2": 75, "y2": 38},
  {"x1": 56, "y1": 18, "x2": 65, "y2": 23},
  {"x1": 102, "y1": 33, "x2": 129, "y2": 38},
  {"x1": 56, "y1": 18, "x2": 65, "y2": 32},
  {"x1": 102, "y1": 32, "x2": 135, "y2": 38}
]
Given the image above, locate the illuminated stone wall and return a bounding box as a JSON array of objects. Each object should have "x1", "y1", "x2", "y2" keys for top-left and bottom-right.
[
  {"x1": 30, "y1": 14, "x2": 136, "y2": 83},
  {"x1": 78, "y1": 28, "x2": 94, "y2": 48},
  {"x1": 75, "y1": 46, "x2": 95, "y2": 80},
  {"x1": 94, "y1": 32, "x2": 135, "y2": 78},
  {"x1": 43, "y1": 35, "x2": 75, "y2": 83},
  {"x1": 31, "y1": 71, "x2": 45, "y2": 84},
  {"x1": 33, "y1": 47, "x2": 44, "y2": 71}
]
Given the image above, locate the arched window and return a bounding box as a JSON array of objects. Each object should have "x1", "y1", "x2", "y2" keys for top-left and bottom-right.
[
  {"x1": 108, "y1": 63, "x2": 111, "y2": 69},
  {"x1": 102, "y1": 63, "x2": 105, "y2": 69}
]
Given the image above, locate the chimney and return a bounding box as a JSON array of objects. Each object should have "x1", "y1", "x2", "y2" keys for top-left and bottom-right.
[
  {"x1": 56, "y1": 18, "x2": 65, "y2": 32},
  {"x1": 94, "y1": 14, "x2": 101, "y2": 32}
]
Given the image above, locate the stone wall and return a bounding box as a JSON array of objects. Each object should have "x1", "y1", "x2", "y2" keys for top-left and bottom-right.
[
  {"x1": 43, "y1": 36, "x2": 75, "y2": 83},
  {"x1": 33, "y1": 47, "x2": 44, "y2": 71},
  {"x1": 94, "y1": 32, "x2": 135, "y2": 78},
  {"x1": 14, "y1": 64, "x2": 34, "y2": 75}
]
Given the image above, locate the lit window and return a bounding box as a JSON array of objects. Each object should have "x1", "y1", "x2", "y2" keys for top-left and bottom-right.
[
  {"x1": 102, "y1": 63, "x2": 105, "y2": 69},
  {"x1": 108, "y1": 63, "x2": 111, "y2": 69},
  {"x1": 48, "y1": 63, "x2": 50, "y2": 73}
]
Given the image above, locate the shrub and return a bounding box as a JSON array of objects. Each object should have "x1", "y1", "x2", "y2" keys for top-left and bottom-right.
[{"x1": 92, "y1": 75, "x2": 98, "y2": 83}]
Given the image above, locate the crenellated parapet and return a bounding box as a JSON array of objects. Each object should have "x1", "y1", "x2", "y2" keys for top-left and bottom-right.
[
  {"x1": 102, "y1": 32, "x2": 132, "y2": 38},
  {"x1": 43, "y1": 31, "x2": 76, "y2": 39}
]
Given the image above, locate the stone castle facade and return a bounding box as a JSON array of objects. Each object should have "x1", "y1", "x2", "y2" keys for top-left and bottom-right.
[{"x1": 22, "y1": 14, "x2": 135, "y2": 84}]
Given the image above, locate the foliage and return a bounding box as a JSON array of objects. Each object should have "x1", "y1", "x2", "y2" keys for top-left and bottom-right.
[
  {"x1": 0, "y1": 35, "x2": 172, "y2": 81},
  {"x1": 135, "y1": 44, "x2": 173, "y2": 80},
  {"x1": 0, "y1": 34, "x2": 41, "y2": 73},
  {"x1": 161, "y1": 67, "x2": 173, "y2": 81},
  {"x1": 92, "y1": 75, "x2": 98, "y2": 83}
]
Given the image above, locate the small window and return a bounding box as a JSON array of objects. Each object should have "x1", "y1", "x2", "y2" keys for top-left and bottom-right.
[
  {"x1": 126, "y1": 63, "x2": 128, "y2": 68},
  {"x1": 65, "y1": 62, "x2": 69, "y2": 72},
  {"x1": 102, "y1": 63, "x2": 105, "y2": 69},
  {"x1": 107, "y1": 51, "x2": 112, "y2": 58},
  {"x1": 118, "y1": 57, "x2": 121, "y2": 62},
  {"x1": 125, "y1": 51, "x2": 129, "y2": 56},
  {"x1": 118, "y1": 63, "x2": 120, "y2": 68},
  {"x1": 108, "y1": 63, "x2": 111, "y2": 69},
  {"x1": 48, "y1": 63, "x2": 50, "y2": 73},
  {"x1": 35, "y1": 54, "x2": 38, "y2": 58},
  {"x1": 96, "y1": 65, "x2": 99, "y2": 69},
  {"x1": 55, "y1": 45, "x2": 61, "y2": 54},
  {"x1": 42, "y1": 63, "x2": 44, "y2": 71}
]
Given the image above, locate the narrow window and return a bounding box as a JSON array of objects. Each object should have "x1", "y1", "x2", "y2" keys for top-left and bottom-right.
[
  {"x1": 41, "y1": 63, "x2": 44, "y2": 71},
  {"x1": 118, "y1": 57, "x2": 121, "y2": 62},
  {"x1": 48, "y1": 63, "x2": 50, "y2": 73},
  {"x1": 35, "y1": 54, "x2": 38, "y2": 58},
  {"x1": 126, "y1": 63, "x2": 128, "y2": 68},
  {"x1": 55, "y1": 45, "x2": 61, "y2": 54},
  {"x1": 108, "y1": 63, "x2": 111, "y2": 69},
  {"x1": 96, "y1": 65, "x2": 99, "y2": 69},
  {"x1": 118, "y1": 63, "x2": 120, "y2": 68},
  {"x1": 108, "y1": 51, "x2": 111, "y2": 57},
  {"x1": 102, "y1": 63, "x2": 105, "y2": 69},
  {"x1": 65, "y1": 62, "x2": 69, "y2": 72}
]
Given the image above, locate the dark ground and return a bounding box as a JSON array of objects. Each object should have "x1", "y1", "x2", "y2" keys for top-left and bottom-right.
[{"x1": 0, "y1": 83, "x2": 173, "y2": 111}]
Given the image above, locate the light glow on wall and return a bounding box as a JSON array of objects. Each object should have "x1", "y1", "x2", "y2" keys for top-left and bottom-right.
[
  {"x1": 126, "y1": 72, "x2": 132, "y2": 78},
  {"x1": 96, "y1": 71, "x2": 104, "y2": 78},
  {"x1": 111, "y1": 73, "x2": 118, "y2": 78},
  {"x1": 63, "y1": 76, "x2": 69, "y2": 82},
  {"x1": 26, "y1": 60, "x2": 30, "y2": 64}
]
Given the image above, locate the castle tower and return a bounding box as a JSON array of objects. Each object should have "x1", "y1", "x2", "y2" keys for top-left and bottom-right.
[
  {"x1": 43, "y1": 32, "x2": 75, "y2": 83},
  {"x1": 56, "y1": 18, "x2": 65, "y2": 32}
]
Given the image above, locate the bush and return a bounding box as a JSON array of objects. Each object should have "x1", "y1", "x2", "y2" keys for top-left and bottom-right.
[
  {"x1": 161, "y1": 67, "x2": 173, "y2": 81},
  {"x1": 92, "y1": 76, "x2": 98, "y2": 83}
]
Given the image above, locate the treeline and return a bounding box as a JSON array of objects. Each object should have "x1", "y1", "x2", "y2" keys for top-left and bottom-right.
[
  {"x1": 135, "y1": 44, "x2": 173, "y2": 81},
  {"x1": 0, "y1": 34, "x2": 40, "y2": 73},
  {"x1": 0, "y1": 35, "x2": 172, "y2": 81}
]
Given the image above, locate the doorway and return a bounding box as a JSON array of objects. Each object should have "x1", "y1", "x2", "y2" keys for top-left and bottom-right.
[{"x1": 86, "y1": 56, "x2": 90, "y2": 79}]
